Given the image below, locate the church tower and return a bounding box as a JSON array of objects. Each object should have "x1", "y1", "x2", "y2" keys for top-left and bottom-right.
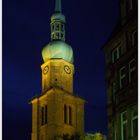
[{"x1": 30, "y1": 0, "x2": 85, "y2": 140}]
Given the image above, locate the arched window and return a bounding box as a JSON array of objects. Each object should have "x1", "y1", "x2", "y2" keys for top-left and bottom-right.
[
  {"x1": 64, "y1": 105, "x2": 72, "y2": 125},
  {"x1": 41, "y1": 105, "x2": 48, "y2": 125}
]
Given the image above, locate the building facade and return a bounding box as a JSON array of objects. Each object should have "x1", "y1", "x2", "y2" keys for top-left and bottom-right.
[
  {"x1": 30, "y1": 0, "x2": 85, "y2": 140},
  {"x1": 103, "y1": 0, "x2": 138, "y2": 140}
]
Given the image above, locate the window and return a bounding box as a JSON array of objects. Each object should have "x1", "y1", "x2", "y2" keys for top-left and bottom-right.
[
  {"x1": 51, "y1": 33, "x2": 55, "y2": 39},
  {"x1": 69, "y1": 106, "x2": 72, "y2": 125},
  {"x1": 121, "y1": 111, "x2": 127, "y2": 140},
  {"x1": 132, "y1": 31, "x2": 137, "y2": 47},
  {"x1": 41, "y1": 105, "x2": 48, "y2": 125},
  {"x1": 119, "y1": 66, "x2": 127, "y2": 89},
  {"x1": 61, "y1": 33, "x2": 64, "y2": 39},
  {"x1": 64, "y1": 105, "x2": 72, "y2": 125},
  {"x1": 128, "y1": 0, "x2": 133, "y2": 10},
  {"x1": 128, "y1": 0, "x2": 137, "y2": 10},
  {"x1": 112, "y1": 47, "x2": 121, "y2": 63},
  {"x1": 55, "y1": 32, "x2": 59, "y2": 39},
  {"x1": 64, "y1": 105, "x2": 67, "y2": 124},
  {"x1": 129, "y1": 59, "x2": 136, "y2": 83},
  {"x1": 45, "y1": 105, "x2": 47, "y2": 124},
  {"x1": 114, "y1": 126, "x2": 117, "y2": 140},
  {"x1": 55, "y1": 23, "x2": 60, "y2": 31},
  {"x1": 51, "y1": 24, "x2": 55, "y2": 31},
  {"x1": 112, "y1": 82, "x2": 116, "y2": 103},
  {"x1": 112, "y1": 82, "x2": 116, "y2": 94},
  {"x1": 41, "y1": 107, "x2": 44, "y2": 125},
  {"x1": 61, "y1": 24, "x2": 64, "y2": 31},
  {"x1": 131, "y1": 110, "x2": 138, "y2": 137}
]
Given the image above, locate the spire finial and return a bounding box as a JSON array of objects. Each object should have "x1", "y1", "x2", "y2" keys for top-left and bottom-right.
[{"x1": 55, "y1": 0, "x2": 62, "y2": 12}]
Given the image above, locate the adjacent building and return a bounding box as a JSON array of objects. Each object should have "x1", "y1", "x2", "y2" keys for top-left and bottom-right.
[
  {"x1": 30, "y1": 0, "x2": 85, "y2": 140},
  {"x1": 103, "y1": 0, "x2": 138, "y2": 139}
]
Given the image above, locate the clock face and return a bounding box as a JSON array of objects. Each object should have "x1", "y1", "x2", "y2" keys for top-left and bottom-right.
[
  {"x1": 43, "y1": 66, "x2": 49, "y2": 75},
  {"x1": 64, "y1": 65, "x2": 71, "y2": 74}
]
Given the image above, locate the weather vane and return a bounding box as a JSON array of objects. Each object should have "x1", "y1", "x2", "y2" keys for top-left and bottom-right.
[{"x1": 55, "y1": 0, "x2": 62, "y2": 12}]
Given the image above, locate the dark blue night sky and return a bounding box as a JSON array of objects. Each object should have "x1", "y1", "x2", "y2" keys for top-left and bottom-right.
[{"x1": 3, "y1": 0, "x2": 120, "y2": 139}]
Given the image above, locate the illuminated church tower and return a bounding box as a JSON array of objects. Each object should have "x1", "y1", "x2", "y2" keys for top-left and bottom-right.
[{"x1": 30, "y1": 0, "x2": 85, "y2": 140}]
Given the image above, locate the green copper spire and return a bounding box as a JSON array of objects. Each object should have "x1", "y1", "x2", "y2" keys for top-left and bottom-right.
[
  {"x1": 55, "y1": 0, "x2": 62, "y2": 13},
  {"x1": 42, "y1": 0, "x2": 74, "y2": 63},
  {"x1": 50, "y1": 0, "x2": 65, "y2": 41}
]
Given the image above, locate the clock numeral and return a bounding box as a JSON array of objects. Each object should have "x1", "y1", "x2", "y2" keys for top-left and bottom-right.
[
  {"x1": 43, "y1": 66, "x2": 49, "y2": 75},
  {"x1": 64, "y1": 65, "x2": 71, "y2": 74}
]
